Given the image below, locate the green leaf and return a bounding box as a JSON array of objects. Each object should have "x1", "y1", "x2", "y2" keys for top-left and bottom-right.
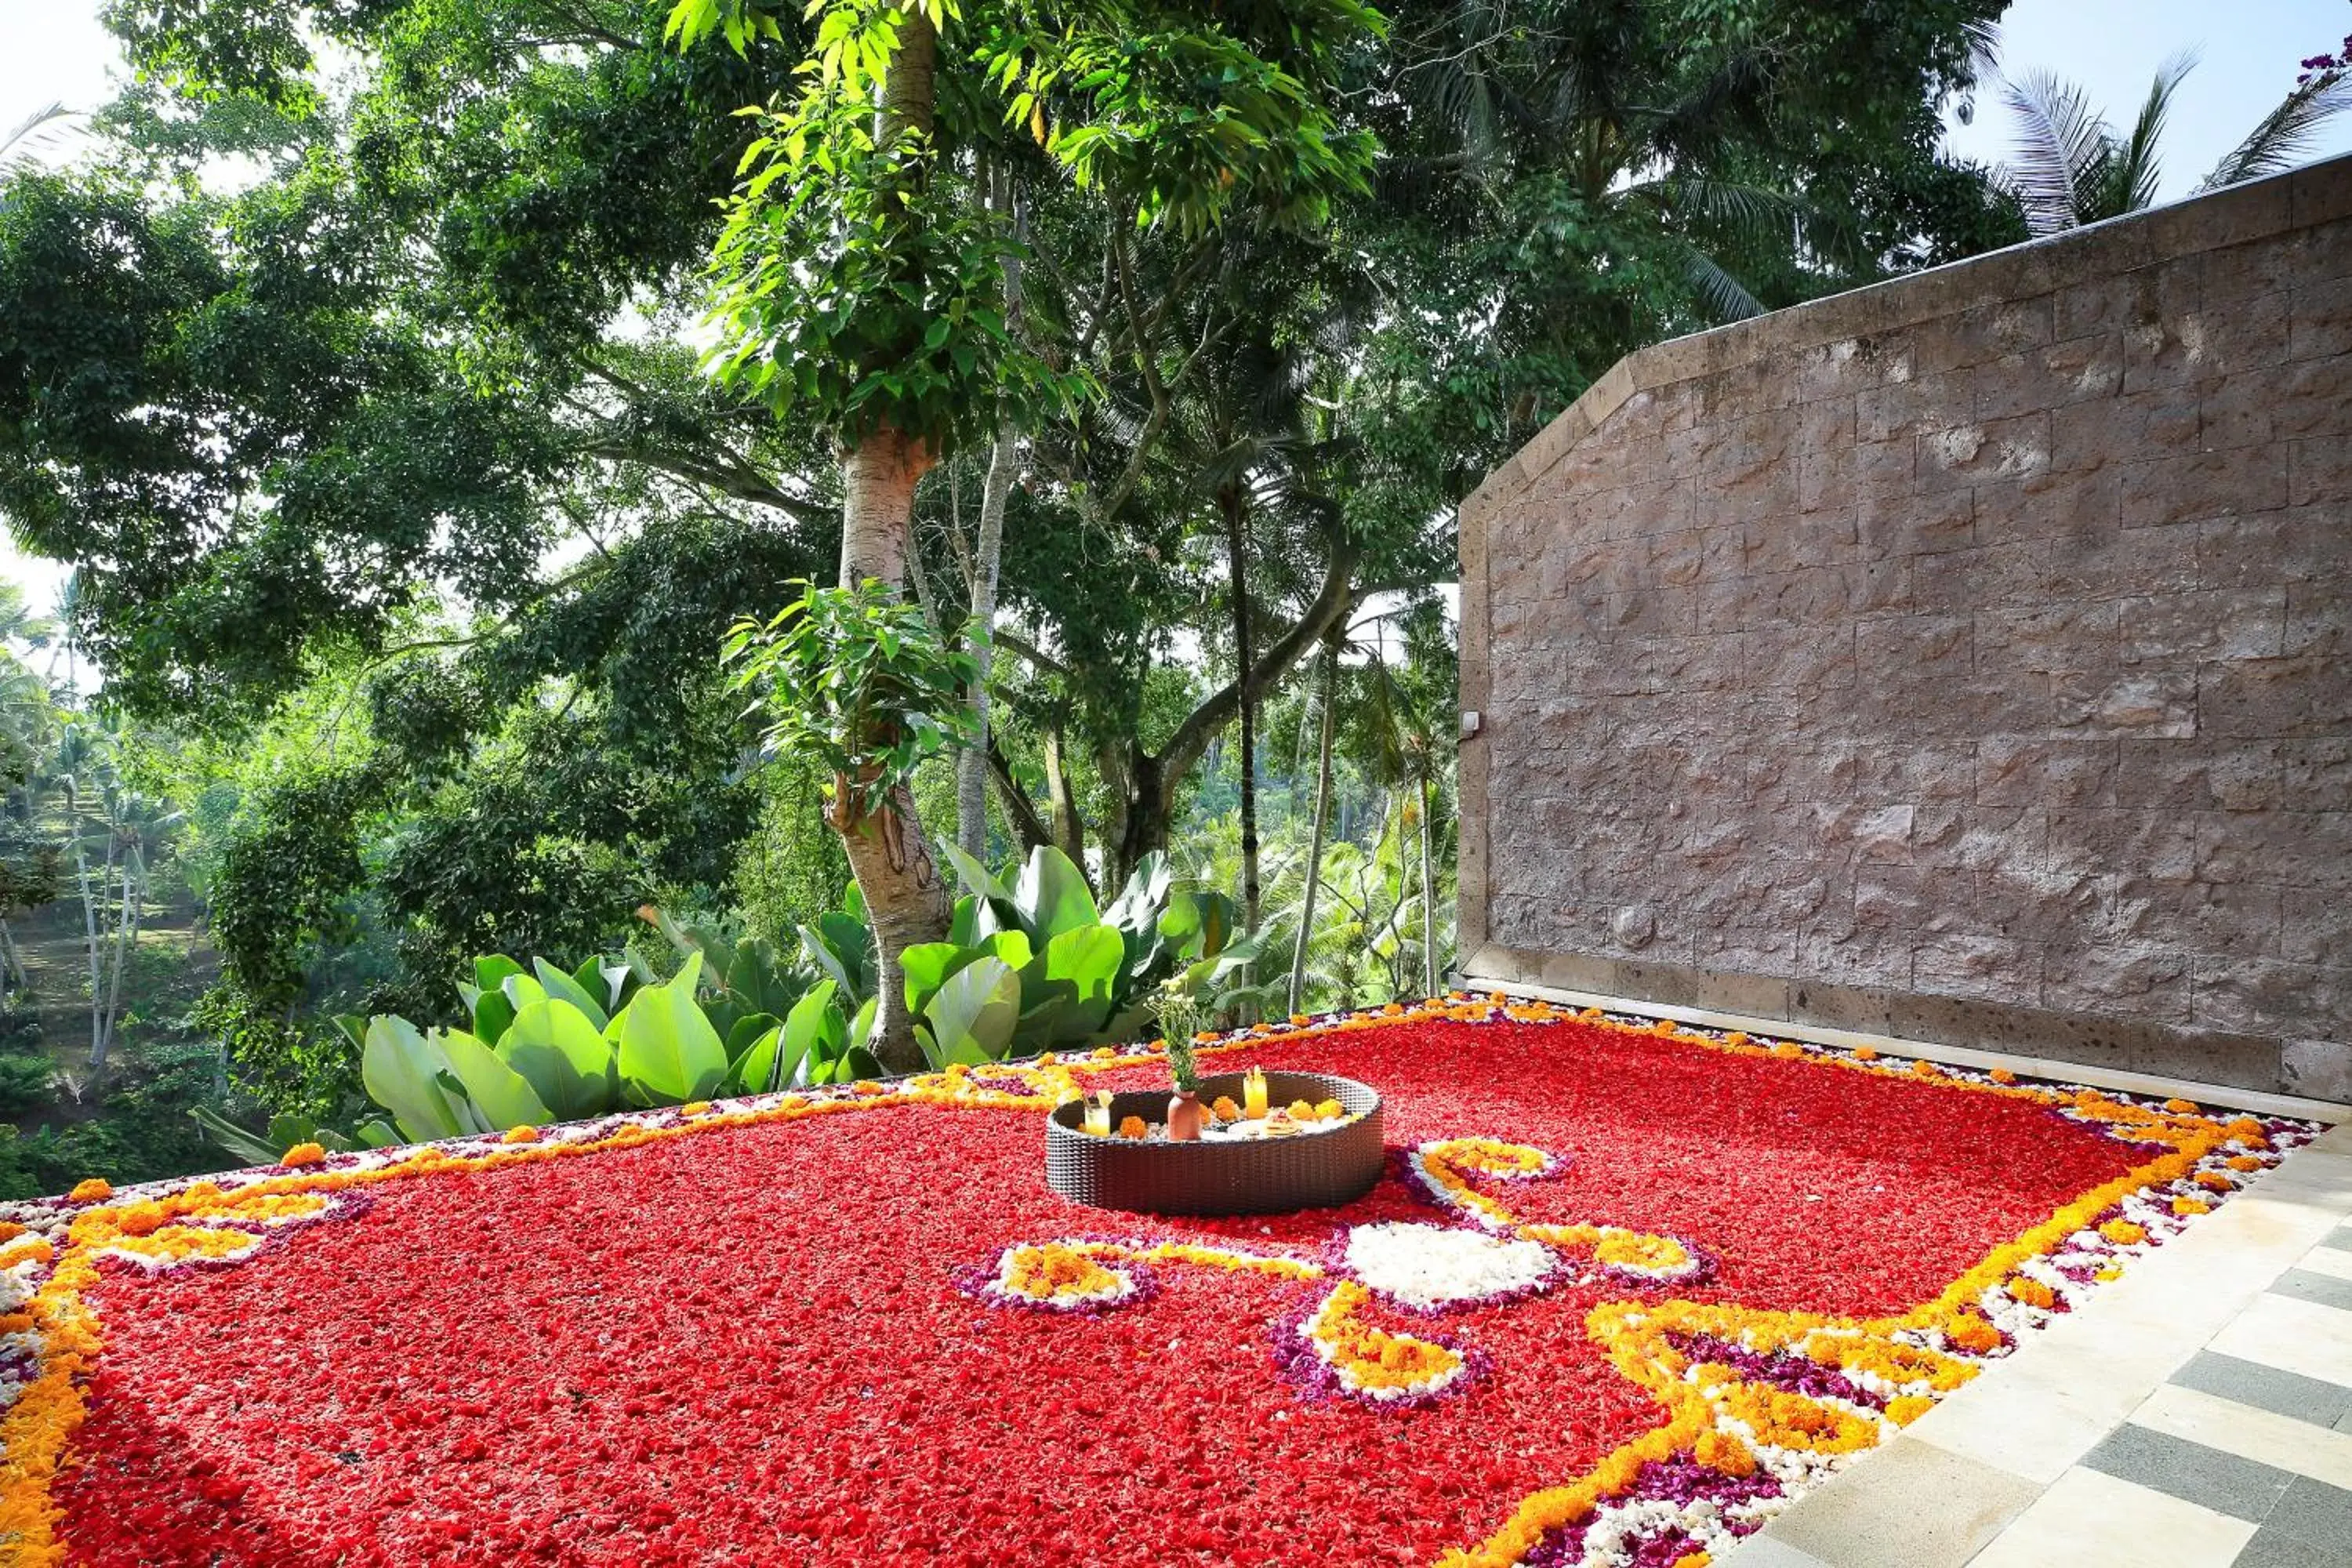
[
  {"x1": 1014, "y1": 846, "x2": 1098, "y2": 942},
  {"x1": 472, "y1": 985, "x2": 518, "y2": 1050},
  {"x1": 437, "y1": 1027, "x2": 555, "y2": 1131},
  {"x1": 781, "y1": 982, "x2": 846, "y2": 1087},
  {"x1": 727, "y1": 1023, "x2": 785, "y2": 1096},
  {"x1": 361, "y1": 1015, "x2": 471, "y2": 1144},
  {"x1": 532, "y1": 958, "x2": 610, "y2": 1030},
  {"x1": 920, "y1": 956, "x2": 1022, "y2": 1066},
  {"x1": 616, "y1": 952, "x2": 731, "y2": 1107},
  {"x1": 497, "y1": 999, "x2": 619, "y2": 1121},
  {"x1": 899, "y1": 941, "x2": 975, "y2": 1021},
  {"x1": 501, "y1": 973, "x2": 549, "y2": 1017}
]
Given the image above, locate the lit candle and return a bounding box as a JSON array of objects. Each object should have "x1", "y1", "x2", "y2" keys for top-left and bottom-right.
[
  {"x1": 1083, "y1": 1091, "x2": 1113, "y2": 1138},
  {"x1": 1243, "y1": 1067, "x2": 1269, "y2": 1120}
]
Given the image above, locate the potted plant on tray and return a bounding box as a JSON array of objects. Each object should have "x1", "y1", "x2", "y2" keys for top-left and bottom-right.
[{"x1": 1158, "y1": 989, "x2": 1207, "y2": 1142}]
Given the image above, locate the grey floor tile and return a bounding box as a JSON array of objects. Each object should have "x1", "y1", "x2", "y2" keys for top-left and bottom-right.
[
  {"x1": 2081, "y1": 1425, "x2": 2297, "y2": 1524},
  {"x1": 2231, "y1": 1527, "x2": 2349, "y2": 1568},
  {"x1": 2326, "y1": 1225, "x2": 2352, "y2": 1254},
  {"x1": 2270, "y1": 1269, "x2": 2352, "y2": 1315},
  {"x1": 2262, "y1": 1475, "x2": 2352, "y2": 1550},
  {"x1": 2173, "y1": 1351, "x2": 2352, "y2": 1429}
]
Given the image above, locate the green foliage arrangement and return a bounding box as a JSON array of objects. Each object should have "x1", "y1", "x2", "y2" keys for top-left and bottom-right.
[{"x1": 723, "y1": 580, "x2": 982, "y2": 826}]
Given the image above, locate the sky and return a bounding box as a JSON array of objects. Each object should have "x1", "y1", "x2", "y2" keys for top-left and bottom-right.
[{"x1": 1, "y1": 0, "x2": 2350, "y2": 626}]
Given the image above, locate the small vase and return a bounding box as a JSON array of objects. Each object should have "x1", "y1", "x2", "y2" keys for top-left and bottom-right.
[{"x1": 1166, "y1": 1090, "x2": 1206, "y2": 1142}]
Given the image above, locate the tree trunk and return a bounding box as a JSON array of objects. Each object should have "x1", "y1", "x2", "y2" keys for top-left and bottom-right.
[
  {"x1": 957, "y1": 165, "x2": 1022, "y2": 863},
  {"x1": 1223, "y1": 485, "x2": 1259, "y2": 934},
  {"x1": 1418, "y1": 760, "x2": 1438, "y2": 996},
  {"x1": 835, "y1": 427, "x2": 951, "y2": 1074},
  {"x1": 957, "y1": 419, "x2": 1015, "y2": 862},
  {"x1": 1287, "y1": 631, "x2": 1340, "y2": 1015},
  {"x1": 100, "y1": 851, "x2": 139, "y2": 1069},
  {"x1": 74, "y1": 843, "x2": 103, "y2": 1069},
  {"x1": 1043, "y1": 720, "x2": 1086, "y2": 873}
]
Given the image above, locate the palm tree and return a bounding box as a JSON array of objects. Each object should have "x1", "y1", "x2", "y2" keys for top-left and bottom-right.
[
  {"x1": 1, "y1": 103, "x2": 78, "y2": 188},
  {"x1": 1998, "y1": 53, "x2": 2352, "y2": 238}
]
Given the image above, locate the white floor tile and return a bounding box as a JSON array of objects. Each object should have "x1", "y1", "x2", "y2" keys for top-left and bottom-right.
[
  {"x1": 2208, "y1": 1295, "x2": 2352, "y2": 1388},
  {"x1": 1964, "y1": 1467, "x2": 2256, "y2": 1568},
  {"x1": 2127, "y1": 1384, "x2": 2352, "y2": 1490},
  {"x1": 2296, "y1": 1245, "x2": 2352, "y2": 1284}
]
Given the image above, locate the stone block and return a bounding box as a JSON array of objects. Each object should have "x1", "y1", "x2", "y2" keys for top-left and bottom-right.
[
  {"x1": 2042, "y1": 945, "x2": 2192, "y2": 1018},
  {"x1": 1974, "y1": 468, "x2": 2122, "y2": 542},
  {"x1": 1911, "y1": 539, "x2": 2050, "y2": 614},
  {"x1": 1858, "y1": 485, "x2": 1972, "y2": 558},
  {"x1": 2288, "y1": 269, "x2": 2352, "y2": 361},
  {"x1": 2281, "y1": 1039, "x2": 2352, "y2": 1105},
  {"x1": 2198, "y1": 509, "x2": 2352, "y2": 589},
  {"x1": 2110, "y1": 742, "x2": 2282, "y2": 813},
  {"x1": 2279, "y1": 739, "x2": 2352, "y2": 810},
  {"x1": 1914, "y1": 933, "x2": 2041, "y2": 1003},
  {"x1": 2288, "y1": 435, "x2": 2352, "y2": 506},
  {"x1": 2192, "y1": 955, "x2": 2345, "y2": 1037},
  {"x1": 1976, "y1": 334, "x2": 2125, "y2": 419},
  {"x1": 1916, "y1": 295, "x2": 2056, "y2": 376},
  {"x1": 1976, "y1": 738, "x2": 2121, "y2": 809},
  {"x1": 2124, "y1": 281, "x2": 2288, "y2": 391},
  {"x1": 2194, "y1": 810, "x2": 2352, "y2": 891},
  {"x1": 2198, "y1": 652, "x2": 2352, "y2": 740},
  {"x1": 2118, "y1": 587, "x2": 2287, "y2": 665},
  {"x1": 2045, "y1": 520, "x2": 2200, "y2": 601},
  {"x1": 2051, "y1": 669, "x2": 2197, "y2": 738},
  {"x1": 1857, "y1": 371, "x2": 1973, "y2": 442},
  {"x1": 2050, "y1": 388, "x2": 2199, "y2": 474},
  {"x1": 2046, "y1": 808, "x2": 2200, "y2": 884},
  {"x1": 1917, "y1": 412, "x2": 2054, "y2": 493},
  {"x1": 2119, "y1": 445, "x2": 2288, "y2": 528}
]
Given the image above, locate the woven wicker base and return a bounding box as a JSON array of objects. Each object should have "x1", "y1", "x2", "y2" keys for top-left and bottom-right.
[{"x1": 1045, "y1": 1071, "x2": 1385, "y2": 1216}]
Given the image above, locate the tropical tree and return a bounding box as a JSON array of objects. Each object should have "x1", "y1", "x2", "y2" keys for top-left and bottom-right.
[
  {"x1": 1998, "y1": 51, "x2": 2352, "y2": 237},
  {"x1": 667, "y1": 0, "x2": 1381, "y2": 1065}
]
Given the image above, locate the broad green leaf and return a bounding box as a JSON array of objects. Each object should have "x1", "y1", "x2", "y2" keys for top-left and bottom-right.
[
  {"x1": 472, "y1": 985, "x2": 517, "y2": 1050},
  {"x1": 499, "y1": 973, "x2": 549, "y2": 1030},
  {"x1": 354, "y1": 1120, "x2": 401, "y2": 1149},
  {"x1": 533, "y1": 958, "x2": 610, "y2": 1030},
  {"x1": 942, "y1": 842, "x2": 1014, "y2": 905},
  {"x1": 361, "y1": 1015, "x2": 470, "y2": 1144},
  {"x1": 782, "y1": 982, "x2": 844, "y2": 1087},
  {"x1": 899, "y1": 942, "x2": 975, "y2": 1021},
  {"x1": 437, "y1": 1027, "x2": 555, "y2": 1131},
  {"x1": 187, "y1": 1105, "x2": 283, "y2": 1167},
  {"x1": 1014, "y1": 846, "x2": 1098, "y2": 942},
  {"x1": 920, "y1": 956, "x2": 1021, "y2": 1065},
  {"x1": 1044, "y1": 925, "x2": 1123, "y2": 1008},
  {"x1": 475, "y1": 955, "x2": 524, "y2": 993},
  {"x1": 616, "y1": 952, "x2": 730, "y2": 1106},
  {"x1": 498, "y1": 999, "x2": 619, "y2": 1121},
  {"x1": 727, "y1": 1024, "x2": 785, "y2": 1096}
]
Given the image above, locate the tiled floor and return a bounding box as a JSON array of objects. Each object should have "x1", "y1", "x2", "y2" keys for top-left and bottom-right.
[{"x1": 1720, "y1": 1123, "x2": 2352, "y2": 1568}]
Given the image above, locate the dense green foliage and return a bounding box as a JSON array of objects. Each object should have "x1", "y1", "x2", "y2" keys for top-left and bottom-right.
[{"x1": 0, "y1": 0, "x2": 2089, "y2": 1185}]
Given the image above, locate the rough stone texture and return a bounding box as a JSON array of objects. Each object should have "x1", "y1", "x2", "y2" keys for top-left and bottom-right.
[{"x1": 1457, "y1": 156, "x2": 2352, "y2": 1097}]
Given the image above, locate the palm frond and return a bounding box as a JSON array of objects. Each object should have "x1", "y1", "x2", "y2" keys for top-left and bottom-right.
[
  {"x1": 1998, "y1": 68, "x2": 2112, "y2": 236},
  {"x1": 0, "y1": 103, "x2": 78, "y2": 174},
  {"x1": 1673, "y1": 243, "x2": 1766, "y2": 322},
  {"x1": 2107, "y1": 52, "x2": 2197, "y2": 220},
  {"x1": 2197, "y1": 72, "x2": 2352, "y2": 192}
]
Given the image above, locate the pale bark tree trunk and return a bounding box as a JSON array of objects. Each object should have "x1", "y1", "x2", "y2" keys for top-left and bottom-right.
[
  {"x1": 1223, "y1": 485, "x2": 1259, "y2": 935},
  {"x1": 74, "y1": 840, "x2": 104, "y2": 1069},
  {"x1": 1287, "y1": 632, "x2": 1340, "y2": 1015},
  {"x1": 837, "y1": 430, "x2": 951, "y2": 1076},
  {"x1": 820, "y1": 12, "x2": 960, "y2": 1074},
  {"x1": 100, "y1": 851, "x2": 140, "y2": 1069},
  {"x1": 956, "y1": 165, "x2": 1022, "y2": 863},
  {"x1": 1418, "y1": 761, "x2": 1438, "y2": 996},
  {"x1": 957, "y1": 419, "x2": 1014, "y2": 861}
]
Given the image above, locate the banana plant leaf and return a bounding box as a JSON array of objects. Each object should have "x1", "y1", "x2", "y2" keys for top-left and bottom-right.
[
  {"x1": 616, "y1": 952, "x2": 731, "y2": 1107},
  {"x1": 532, "y1": 958, "x2": 610, "y2": 1031},
  {"x1": 919, "y1": 956, "x2": 1022, "y2": 1067},
  {"x1": 1013, "y1": 846, "x2": 1098, "y2": 943},
  {"x1": 498, "y1": 998, "x2": 619, "y2": 1121},
  {"x1": 437, "y1": 1027, "x2": 555, "y2": 1131},
  {"x1": 361, "y1": 1015, "x2": 474, "y2": 1144}
]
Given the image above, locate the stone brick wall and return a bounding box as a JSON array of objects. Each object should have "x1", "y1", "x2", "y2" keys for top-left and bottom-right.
[{"x1": 1457, "y1": 155, "x2": 2352, "y2": 1098}]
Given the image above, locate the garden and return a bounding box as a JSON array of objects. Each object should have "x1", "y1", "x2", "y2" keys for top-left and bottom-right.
[
  {"x1": 2, "y1": 996, "x2": 2314, "y2": 1565},
  {"x1": 2, "y1": 1, "x2": 2347, "y2": 1564}
]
